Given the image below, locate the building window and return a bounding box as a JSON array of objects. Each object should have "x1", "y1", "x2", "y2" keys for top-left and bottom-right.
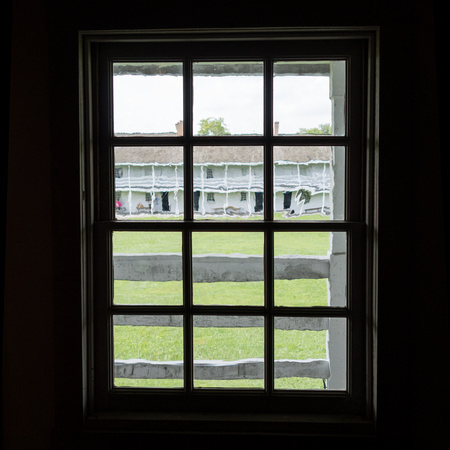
[
  {"x1": 81, "y1": 28, "x2": 377, "y2": 432},
  {"x1": 206, "y1": 167, "x2": 213, "y2": 179}
]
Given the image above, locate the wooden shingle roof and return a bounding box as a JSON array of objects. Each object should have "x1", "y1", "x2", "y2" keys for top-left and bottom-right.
[{"x1": 114, "y1": 145, "x2": 330, "y2": 165}]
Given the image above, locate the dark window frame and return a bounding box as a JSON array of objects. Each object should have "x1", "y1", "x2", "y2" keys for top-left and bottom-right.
[{"x1": 80, "y1": 27, "x2": 378, "y2": 435}]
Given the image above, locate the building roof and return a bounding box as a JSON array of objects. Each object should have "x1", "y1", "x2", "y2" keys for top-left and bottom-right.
[{"x1": 114, "y1": 145, "x2": 330, "y2": 165}]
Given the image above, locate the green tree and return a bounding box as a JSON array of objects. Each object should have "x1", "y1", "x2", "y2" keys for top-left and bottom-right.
[
  {"x1": 298, "y1": 189, "x2": 311, "y2": 204},
  {"x1": 198, "y1": 117, "x2": 231, "y2": 136},
  {"x1": 298, "y1": 123, "x2": 331, "y2": 135}
]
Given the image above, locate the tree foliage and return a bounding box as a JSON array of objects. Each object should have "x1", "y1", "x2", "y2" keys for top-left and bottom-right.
[
  {"x1": 298, "y1": 189, "x2": 311, "y2": 204},
  {"x1": 298, "y1": 123, "x2": 331, "y2": 135},
  {"x1": 198, "y1": 117, "x2": 231, "y2": 136}
]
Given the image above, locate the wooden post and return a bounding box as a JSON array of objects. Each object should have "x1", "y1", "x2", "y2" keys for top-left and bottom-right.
[{"x1": 327, "y1": 60, "x2": 347, "y2": 390}]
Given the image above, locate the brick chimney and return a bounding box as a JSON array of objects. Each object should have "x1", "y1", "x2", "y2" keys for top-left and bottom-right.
[
  {"x1": 175, "y1": 120, "x2": 183, "y2": 136},
  {"x1": 274, "y1": 121, "x2": 279, "y2": 136}
]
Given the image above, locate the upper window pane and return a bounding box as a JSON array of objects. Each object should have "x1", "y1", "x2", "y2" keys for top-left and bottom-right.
[
  {"x1": 114, "y1": 146, "x2": 184, "y2": 220},
  {"x1": 273, "y1": 146, "x2": 345, "y2": 220},
  {"x1": 113, "y1": 62, "x2": 183, "y2": 136},
  {"x1": 193, "y1": 146, "x2": 264, "y2": 220},
  {"x1": 193, "y1": 62, "x2": 264, "y2": 136},
  {"x1": 273, "y1": 61, "x2": 345, "y2": 136}
]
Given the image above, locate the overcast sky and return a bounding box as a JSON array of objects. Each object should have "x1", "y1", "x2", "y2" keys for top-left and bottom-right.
[{"x1": 113, "y1": 74, "x2": 331, "y2": 135}]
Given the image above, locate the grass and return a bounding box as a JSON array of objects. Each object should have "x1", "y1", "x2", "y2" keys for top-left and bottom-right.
[
  {"x1": 114, "y1": 325, "x2": 327, "y2": 390},
  {"x1": 113, "y1": 213, "x2": 332, "y2": 390}
]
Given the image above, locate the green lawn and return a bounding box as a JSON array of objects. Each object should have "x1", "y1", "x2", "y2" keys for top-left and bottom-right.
[
  {"x1": 114, "y1": 325, "x2": 327, "y2": 390},
  {"x1": 113, "y1": 214, "x2": 331, "y2": 390}
]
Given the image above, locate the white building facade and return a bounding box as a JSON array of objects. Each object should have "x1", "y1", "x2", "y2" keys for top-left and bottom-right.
[{"x1": 114, "y1": 145, "x2": 331, "y2": 218}]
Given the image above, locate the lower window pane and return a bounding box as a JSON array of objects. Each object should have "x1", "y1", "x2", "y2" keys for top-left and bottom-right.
[
  {"x1": 274, "y1": 231, "x2": 347, "y2": 307},
  {"x1": 113, "y1": 315, "x2": 184, "y2": 388},
  {"x1": 193, "y1": 315, "x2": 264, "y2": 389},
  {"x1": 192, "y1": 232, "x2": 264, "y2": 306},
  {"x1": 113, "y1": 231, "x2": 183, "y2": 305},
  {"x1": 274, "y1": 317, "x2": 346, "y2": 390}
]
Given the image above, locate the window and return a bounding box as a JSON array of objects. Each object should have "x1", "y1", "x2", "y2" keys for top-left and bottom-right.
[{"x1": 81, "y1": 28, "x2": 377, "y2": 431}]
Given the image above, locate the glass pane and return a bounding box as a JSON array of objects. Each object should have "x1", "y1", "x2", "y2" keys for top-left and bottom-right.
[
  {"x1": 274, "y1": 317, "x2": 346, "y2": 390},
  {"x1": 193, "y1": 62, "x2": 263, "y2": 136},
  {"x1": 115, "y1": 147, "x2": 183, "y2": 220},
  {"x1": 113, "y1": 231, "x2": 182, "y2": 305},
  {"x1": 113, "y1": 62, "x2": 183, "y2": 136},
  {"x1": 192, "y1": 232, "x2": 264, "y2": 306},
  {"x1": 274, "y1": 232, "x2": 347, "y2": 307},
  {"x1": 114, "y1": 316, "x2": 184, "y2": 388},
  {"x1": 273, "y1": 61, "x2": 345, "y2": 136},
  {"x1": 273, "y1": 146, "x2": 345, "y2": 220},
  {"x1": 193, "y1": 315, "x2": 264, "y2": 389},
  {"x1": 193, "y1": 146, "x2": 264, "y2": 220}
]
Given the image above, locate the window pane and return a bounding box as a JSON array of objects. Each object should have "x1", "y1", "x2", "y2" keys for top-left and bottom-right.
[
  {"x1": 273, "y1": 146, "x2": 345, "y2": 220},
  {"x1": 193, "y1": 62, "x2": 263, "y2": 136},
  {"x1": 273, "y1": 61, "x2": 345, "y2": 136},
  {"x1": 193, "y1": 315, "x2": 264, "y2": 389},
  {"x1": 113, "y1": 231, "x2": 183, "y2": 305},
  {"x1": 193, "y1": 146, "x2": 264, "y2": 220},
  {"x1": 114, "y1": 147, "x2": 183, "y2": 220},
  {"x1": 274, "y1": 317, "x2": 346, "y2": 390},
  {"x1": 274, "y1": 232, "x2": 347, "y2": 307},
  {"x1": 114, "y1": 316, "x2": 184, "y2": 388},
  {"x1": 192, "y1": 232, "x2": 264, "y2": 306},
  {"x1": 113, "y1": 62, "x2": 183, "y2": 136}
]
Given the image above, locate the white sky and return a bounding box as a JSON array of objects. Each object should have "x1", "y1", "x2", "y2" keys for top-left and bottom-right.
[{"x1": 113, "y1": 74, "x2": 331, "y2": 135}]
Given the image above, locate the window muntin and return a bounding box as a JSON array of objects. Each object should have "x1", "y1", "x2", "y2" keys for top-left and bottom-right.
[{"x1": 88, "y1": 31, "x2": 374, "y2": 418}]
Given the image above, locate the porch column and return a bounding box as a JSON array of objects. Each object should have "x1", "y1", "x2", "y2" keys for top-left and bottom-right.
[{"x1": 127, "y1": 164, "x2": 132, "y2": 216}]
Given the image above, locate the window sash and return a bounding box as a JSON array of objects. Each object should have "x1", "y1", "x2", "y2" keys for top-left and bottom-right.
[{"x1": 86, "y1": 31, "x2": 374, "y2": 417}]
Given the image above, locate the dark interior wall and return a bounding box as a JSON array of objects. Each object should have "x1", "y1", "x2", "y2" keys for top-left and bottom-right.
[{"x1": 4, "y1": 0, "x2": 449, "y2": 449}]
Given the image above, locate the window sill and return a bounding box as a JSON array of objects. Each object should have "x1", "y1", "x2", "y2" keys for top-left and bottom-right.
[{"x1": 84, "y1": 410, "x2": 375, "y2": 437}]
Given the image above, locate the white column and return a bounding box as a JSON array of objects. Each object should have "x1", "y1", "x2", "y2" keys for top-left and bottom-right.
[
  {"x1": 174, "y1": 166, "x2": 179, "y2": 215},
  {"x1": 127, "y1": 164, "x2": 132, "y2": 216},
  {"x1": 200, "y1": 165, "x2": 205, "y2": 215},
  {"x1": 151, "y1": 166, "x2": 155, "y2": 215},
  {"x1": 224, "y1": 165, "x2": 229, "y2": 211},
  {"x1": 247, "y1": 166, "x2": 252, "y2": 215}
]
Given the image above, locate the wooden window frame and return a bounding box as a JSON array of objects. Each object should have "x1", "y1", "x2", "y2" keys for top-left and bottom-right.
[{"x1": 80, "y1": 27, "x2": 378, "y2": 436}]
